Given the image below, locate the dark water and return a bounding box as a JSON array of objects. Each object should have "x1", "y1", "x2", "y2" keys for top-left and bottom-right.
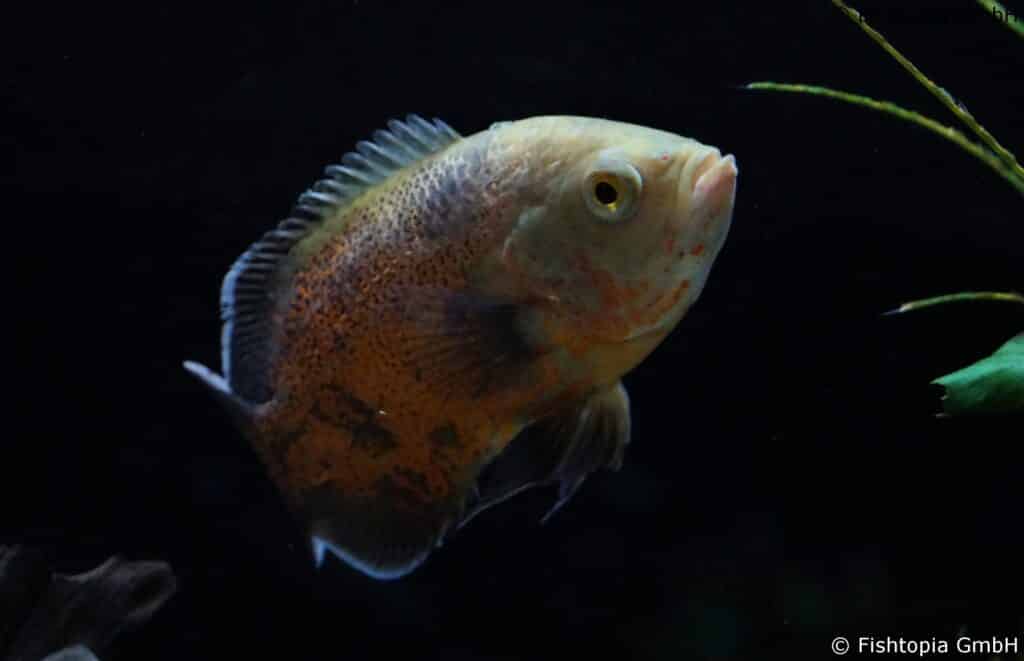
[{"x1": 7, "y1": 1, "x2": 1023, "y2": 659}]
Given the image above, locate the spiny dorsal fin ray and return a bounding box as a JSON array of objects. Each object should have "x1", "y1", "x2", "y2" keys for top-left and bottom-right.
[{"x1": 219, "y1": 114, "x2": 462, "y2": 403}]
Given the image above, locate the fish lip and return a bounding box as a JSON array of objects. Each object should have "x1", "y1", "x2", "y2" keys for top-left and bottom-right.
[
  {"x1": 704, "y1": 154, "x2": 739, "y2": 193},
  {"x1": 690, "y1": 150, "x2": 737, "y2": 191}
]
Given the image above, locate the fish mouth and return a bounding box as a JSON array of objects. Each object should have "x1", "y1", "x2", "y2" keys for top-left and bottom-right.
[
  {"x1": 691, "y1": 149, "x2": 723, "y2": 187},
  {"x1": 617, "y1": 152, "x2": 738, "y2": 344},
  {"x1": 689, "y1": 149, "x2": 737, "y2": 194},
  {"x1": 691, "y1": 152, "x2": 738, "y2": 216}
]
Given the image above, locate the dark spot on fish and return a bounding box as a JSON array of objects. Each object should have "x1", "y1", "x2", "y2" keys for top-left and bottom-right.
[
  {"x1": 352, "y1": 419, "x2": 398, "y2": 458},
  {"x1": 429, "y1": 422, "x2": 461, "y2": 449},
  {"x1": 332, "y1": 331, "x2": 346, "y2": 352},
  {"x1": 313, "y1": 384, "x2": 399, "y2": 458},
  {"x1": 394, "y1": 466, "x2": 431, "y2": 498}
]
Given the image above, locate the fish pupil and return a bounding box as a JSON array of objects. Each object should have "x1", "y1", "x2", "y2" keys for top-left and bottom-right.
[{"x1": 595, "y1": 181, "x2": 618, "y2": 206}]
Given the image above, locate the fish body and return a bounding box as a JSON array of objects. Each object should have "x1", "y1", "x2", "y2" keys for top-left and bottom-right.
[{"x1": 184, "y1": 114, "x2": 738, "y2": 579}]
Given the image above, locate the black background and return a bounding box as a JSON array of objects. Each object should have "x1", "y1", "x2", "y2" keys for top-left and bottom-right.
[{"x1": 6, "y1": 1, "x2": 1023, "y2": 659}]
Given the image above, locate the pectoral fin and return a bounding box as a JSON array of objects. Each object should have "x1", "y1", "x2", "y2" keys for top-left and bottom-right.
[{"x1": 457, "y1": 381, "x2": 631, "y2": 529}]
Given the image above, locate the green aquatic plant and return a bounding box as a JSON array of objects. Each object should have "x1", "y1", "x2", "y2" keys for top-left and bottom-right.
[
  {"x1": 978, "y1": 0, "x2": 1024, "y2": 39},
  {"x1": 746, "y1": 0, "x2": 1024, "y2": 416},
  {"x1": 931, "y1": 331, "x2": 1023, "y2": 416}
]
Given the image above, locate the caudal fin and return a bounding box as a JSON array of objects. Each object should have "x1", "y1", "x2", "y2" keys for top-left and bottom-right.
[{"x1": 182, "y1": 360, "x2": 256, "y2": 431}]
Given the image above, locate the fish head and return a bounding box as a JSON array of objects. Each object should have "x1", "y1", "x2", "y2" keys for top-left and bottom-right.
[{"x1": 496, "y1": 117, "x2": 737, "y2": 371}]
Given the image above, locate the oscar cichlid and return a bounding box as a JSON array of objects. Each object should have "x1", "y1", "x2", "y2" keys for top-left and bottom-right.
[{"x1": 184, "y1": 114, "x2": 738, "y2": 579}]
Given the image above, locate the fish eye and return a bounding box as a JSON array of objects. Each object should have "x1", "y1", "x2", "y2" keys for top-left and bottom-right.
[
  {"x1": 595, "y1": 180, "x2": 618, "y2": 206},
  {"x1": 583, "y1": 163, "x2": 642, "y2": 222}
]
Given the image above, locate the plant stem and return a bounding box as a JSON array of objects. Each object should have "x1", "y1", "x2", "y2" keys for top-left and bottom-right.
[
  {"x1": 976, "y1": 0, "x2": 1024, "y2": 40},
  {"x1": 744, "y1": 82, "x2": 1024, "y2": 197},
  {"x1": 888, "y1": 291, "x2": 1024, "y2": 314},
  {"x1": 831, "y1": 0, "x2": 1024, "y2": 184}
]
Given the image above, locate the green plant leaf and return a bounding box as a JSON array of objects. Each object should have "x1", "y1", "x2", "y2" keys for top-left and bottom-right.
[
  {"x1": 743, "y1": 82, "x2": 1024, "y2": 197},
  {"x1": 932, "y1": 333, "x2": 1024, "y2": 416},
  {"x1": 745, "y1": 2, "x2": 1023, "y2": 417},
  {"x1": 831, "y1": 0, "x2": 1024, "y2": 182},
  {"x1": 886, "y1": 291, "x2": 1024, "y2": 314},
  {"x1": 976, "y1": 0, "x2": 1024, "y2": 40}
]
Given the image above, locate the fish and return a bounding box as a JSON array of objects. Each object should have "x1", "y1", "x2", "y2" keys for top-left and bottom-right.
[{"x1": 183, "y1": 114, "x2": 738, "y2": 580}]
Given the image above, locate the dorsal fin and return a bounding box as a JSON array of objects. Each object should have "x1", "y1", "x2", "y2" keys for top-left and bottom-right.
[{"x1": 219, "y1": 114, "x2": 462, "y2": 403}]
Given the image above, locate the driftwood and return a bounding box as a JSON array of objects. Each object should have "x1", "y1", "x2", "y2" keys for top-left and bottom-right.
[{"x1": 0, "y1": 546, "x2": 176, "y2": 661}]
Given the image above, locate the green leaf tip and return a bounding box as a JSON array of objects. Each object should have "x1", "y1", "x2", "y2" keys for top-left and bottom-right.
[
  {"x1": 932, "y1": 333, "x2": 1024, "y2": 416},
  {"x1": 741, "y1": 82, "x2": 1024, "y2": 197},
  {"x1": 832, "y1": 0, "x2": 1024, "y2": 185},
  {"x1": 887, "y1": 291, "x2": 1024, "y2": 315},
  {"x1": 976, "y1": 0, "x2": 1024, "y2": 40}
]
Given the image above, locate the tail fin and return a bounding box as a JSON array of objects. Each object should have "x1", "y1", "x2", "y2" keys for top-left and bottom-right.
[{"x1": 182, "y1": 360, "x2": 257, "y2": 431}]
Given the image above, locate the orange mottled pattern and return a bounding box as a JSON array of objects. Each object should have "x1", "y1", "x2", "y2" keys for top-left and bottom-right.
[
  {"x1": 569, "y1": 251, "x2": 685, "y2": 342},
  {"x1": 244, "y1": 140, "x2": 559, "y2": 525}
]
